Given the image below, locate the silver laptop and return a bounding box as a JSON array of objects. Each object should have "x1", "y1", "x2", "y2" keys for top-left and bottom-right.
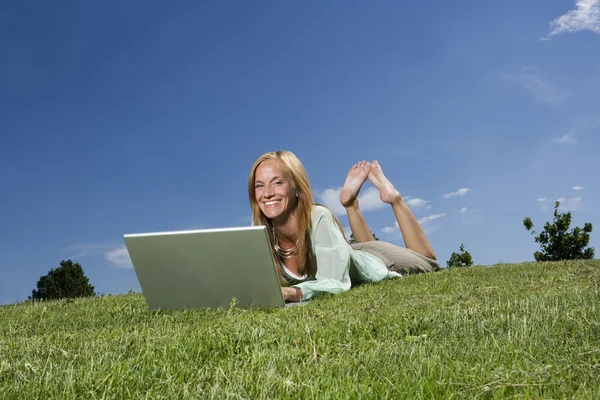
[{"x1": 123, "y1": 226, "x2": 285, "y2": 310}]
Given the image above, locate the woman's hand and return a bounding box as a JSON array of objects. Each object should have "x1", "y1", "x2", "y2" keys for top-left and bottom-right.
[{"x1": 281, "y1": 287, "x2": 303, "y2": 303}]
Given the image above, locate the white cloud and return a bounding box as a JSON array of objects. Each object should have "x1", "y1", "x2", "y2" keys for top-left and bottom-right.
[
  {"x1": 554, "y1": 129, "x2": 578, "y2": 144},
  {"x1": 405, "y1": 197, "x2": 431, "y2": 209},
  {"x1": 317, "y1": 188, "x2": 347, "y2": 215},
  {"x1": 318, "y1": 188, "x2": 432, "y2": 215},
  {"x1": 547, "y1": 0, "x2": 600, "y2": 37},
  {"x1": 381, "y1": 221, "x2": 399, "y2": 234},
  {"x1": 317, "y1": 187, "x2": 386, "y2": 216},
  {"x1": 358, "y1": 187, "x2": 387, "y2": 211},
  {"x1": 554, "y1": 117, "x2": 600, "y2": 145},
  {"x1": 556, "y1": 197, "x2": 583, "y2": 211},
  {"x1": 105, "y1": 246, "x2": 133, "y2": 268},
  {"x1": 382, "y1": 214, "x2": 446, "y2": 236},
  {"x1": 66, "y1": 242, "x2": 113, "y2": 259},
  {"x1": 537, "y1": 197, "x2": 550, "y2": 211},
  {"x1": 442, "y1": 188, "x2": 472, "y2": 199},
  {"x1": 572, "y1": 186, "x2": 586, "y2": 191},
  {"x1": 460, "y1": 208, "x2": 483, "y2": 224},
  {"x1": 418, "y1": 214, "x2": 446, "y2": 235},
  {"x1": 502, "y1": 67, "x2": 571, "y2": 106},
  {"x1": 417, "y1": 213, "x2": 447, "y2": 224}
]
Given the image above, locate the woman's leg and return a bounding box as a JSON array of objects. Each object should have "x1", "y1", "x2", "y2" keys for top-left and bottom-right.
[
  {"x1": 339, "y1": 161, "x2": 375, "y2": 243},
  {"x1": 368, "y1": 161, "x2": 437, "y2": 260},
  {"x1": 351, "y1": 241, "x2": 440, "y2": 273}
]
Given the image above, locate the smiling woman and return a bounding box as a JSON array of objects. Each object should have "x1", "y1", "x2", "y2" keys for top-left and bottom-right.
[{"x1": 248, "y1": 151, "x2": 440, "y2": 303}]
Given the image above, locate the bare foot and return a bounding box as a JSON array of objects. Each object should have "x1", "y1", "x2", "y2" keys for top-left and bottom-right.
[
  {"x1": 368, "y1": 160, "x2": 402, "y2": 204},
  {"x1": 339, "y1": 161, "x2": 371, "y2": 208}
]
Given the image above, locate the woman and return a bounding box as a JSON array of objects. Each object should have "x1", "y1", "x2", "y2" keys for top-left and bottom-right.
[{"x1": 249, "y1": 151, "x2": 439, "y2": 303}]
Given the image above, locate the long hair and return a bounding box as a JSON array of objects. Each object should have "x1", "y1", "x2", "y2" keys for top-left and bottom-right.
[{"x1": 248, "y1": 151, "x2": 317, "y2": 282}]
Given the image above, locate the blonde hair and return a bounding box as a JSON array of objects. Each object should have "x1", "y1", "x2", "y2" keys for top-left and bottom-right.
[{"x1": 249, "y1": 151, "x2": 317, "y2": 282}]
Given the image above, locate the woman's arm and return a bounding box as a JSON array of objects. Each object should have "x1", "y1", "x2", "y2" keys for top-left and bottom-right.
[
  {"x1": 281, "y1": 287, "x2": 303, "y2": 302},
  {"x1": 292, "y1": 206, "x2": 353, "y2": 301}
]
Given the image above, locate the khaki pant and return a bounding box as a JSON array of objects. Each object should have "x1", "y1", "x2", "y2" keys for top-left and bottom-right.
[{"x1": 351, "y1": 241, "x2": 440, "y2": 274}]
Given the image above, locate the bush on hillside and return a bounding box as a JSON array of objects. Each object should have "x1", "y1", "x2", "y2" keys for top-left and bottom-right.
[
  {"x1": 446, "y1": 244, "x2": 473, "y2": 268},
  {"x1": 523, "y1": 200, "x2": 594, "y2": 262},
  {"x1": 29, "y1": 259, "x2": 95, "y2": 301}
]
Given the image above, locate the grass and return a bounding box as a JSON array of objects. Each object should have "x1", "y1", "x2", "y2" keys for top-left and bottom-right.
[{"x1": 1, "y1": 260, "x2": 599, "y2": 399}]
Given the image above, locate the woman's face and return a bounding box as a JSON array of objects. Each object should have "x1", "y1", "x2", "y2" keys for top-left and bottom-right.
[{"x1": 254, "y1": 159, "x2": 297, "y2": 224}]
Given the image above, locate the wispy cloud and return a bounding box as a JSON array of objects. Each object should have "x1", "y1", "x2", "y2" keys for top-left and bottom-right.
[
  {"x1": 555, "y1": 129, "x2": 577, "y2": 144},
  {"x1": 358, "y1": 187, "x2": 387, "y2": 212},
  {"x1": 105, "y1": 246, "x2": 133, "y2": 268},
  {"x1": 546, "y1": 0, "x2": 600, "y2": 38},
  {"x1": 317, "y1": 188, "x2": 347, "y2": 215},
  {"x1": 317, "y1": 187, "x2": 387, "y2": 216},
  {"x1": 404, "y1": 196, "x2": 431, "y2": 209},
  {"x1": 382, "y1": 214, "x2": 446, "y2": 236},
  {"x1": 318, "y1": 187, "x2": 432, "y2": 215},
  {"x1": 502, "y1": 67, "x2": 571, "y2": 106},
  {"x1": 418, "y1": 213, "x2": 446, "y2": 235},
  {"x1": 442, "y1": 188, "x2": 472, "y2": 199},
  {"x1": 67, "y1": 241, "x2": 134, "y2": 268},
  {"x1": 554, "y1": 117, "x2": 600, "y2": 144},
  {"x1": 459, "y1": 207, "x2": 482, "y2": 224},
  {"x1": 381, "y1": 213, "x2": 446, "y2": 234},
  {"x1": 572, "y1": 186, "x2": 586, "y2": 191},
  {"x1": 417, "y1": 213, "x2": 447, "y2": 224},
  {"x1": 381, "y1": 221, "x2": 399, "y2": 234},
  {"x1": 538, "y1": 196, "x2": 584, "y2": 212},
  {"x1": 537, "y1": 197, "x2": 550, "y2": 211},
  {"x1": 66, "y1": 242, "x2": 114, "y2": 259},
  {"x1": 556, "y1": 197, "x2": 583, "y2": 212}
]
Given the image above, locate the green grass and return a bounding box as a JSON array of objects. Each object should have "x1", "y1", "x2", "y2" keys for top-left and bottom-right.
[{"x1": 1, "y1": 260, "x2": 599, "y2": 399}]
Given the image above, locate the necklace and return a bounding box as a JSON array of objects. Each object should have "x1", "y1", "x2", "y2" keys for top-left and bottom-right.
[{"x1": 272, "y1": 226, "x2": 298, "y2": 259}]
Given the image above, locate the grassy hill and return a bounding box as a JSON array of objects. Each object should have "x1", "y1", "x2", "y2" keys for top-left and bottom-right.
[{"x1": 1, "y1": 260, "x2": 599, "y2": 399}]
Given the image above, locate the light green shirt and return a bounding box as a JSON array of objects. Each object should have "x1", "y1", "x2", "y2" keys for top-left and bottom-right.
[{"x1": 293, "y1": 205, "x2": 402, "y2": 301}]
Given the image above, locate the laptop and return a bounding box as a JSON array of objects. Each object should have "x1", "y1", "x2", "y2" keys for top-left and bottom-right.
[{"x1": 123, "y1": 226, "x2": 286, "y2": 310}]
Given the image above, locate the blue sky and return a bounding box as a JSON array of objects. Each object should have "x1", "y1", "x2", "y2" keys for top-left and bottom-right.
[{"x1": 1, "y1": 1, "x2": 599, "y2": 305}]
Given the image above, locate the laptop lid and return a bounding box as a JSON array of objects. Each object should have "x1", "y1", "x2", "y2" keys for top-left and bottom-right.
[{"x1": 123, "y1": 226, "x2": 285, "y2": 310}]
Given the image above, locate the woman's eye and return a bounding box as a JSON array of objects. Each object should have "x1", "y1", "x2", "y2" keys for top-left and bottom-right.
[
  {"x1": 255, "y1": 184, "x2": 264, "y2": 189},
  {"x1": 274, "y1": 181, "x2": 283, "y2": 186}
]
